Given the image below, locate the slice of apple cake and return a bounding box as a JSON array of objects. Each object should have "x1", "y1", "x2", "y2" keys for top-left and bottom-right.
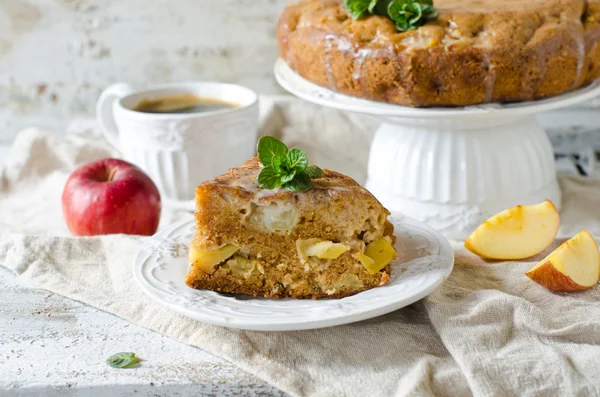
[{"x1": 186, "y1": 137, "x2": 397, "y2": 299}]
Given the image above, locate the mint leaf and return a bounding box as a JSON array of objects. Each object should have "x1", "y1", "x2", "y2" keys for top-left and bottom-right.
[
  {"x1": 258, "y1": 166, "x2": 282, "y2": 189},
  {"x1": 272, "y1": 155, "x2": 287, "y2": 174},
  {"x1": 255, "y1": 136, "x2": 324, "y2": 192},
  {"x1": 106, "y1": 352, "x2": 139, "y2": 369},
  {"x1": 387, "y1": 0, "x2": 437, "y2": 32},
  {"x1": 344, "y1": 0, "x2": 372, "y2": 19},
  {"x1": 368, "y1": 0, "x2": 380, "y2": 13},
  {"x1": 346, "y1": 0, "x2": 437, "y2": 32},
  {"x1": 257, "y1": 136, "x2": 288, "y2": 167},
  {"x1": 286, "y1": 148, "x2": 308, "y2": 172},
  {"x1": 421, "y1": 2, "x2": 437, "y2": 19},
  {"x1": 280, "y1": 170, "x2": 297, "y2": 183},
  {"x1": 305, "y1": 165, "x2": 325, "y2": 179},
  {"x1": 283, "y1": 172, "x2": 313, "y2": 192},
  {"x1": 370, "y1": 0, "x2": 392, "y2": 14}
]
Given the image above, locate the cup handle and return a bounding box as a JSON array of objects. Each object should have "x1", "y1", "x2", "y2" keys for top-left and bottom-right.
[{"x1": 96, "y1": 83, "x2": 134, "y2": 149}]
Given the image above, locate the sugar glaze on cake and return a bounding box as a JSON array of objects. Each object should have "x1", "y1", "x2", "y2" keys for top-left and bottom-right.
[{"x1": 278, "y1": 0, "x2": 600, "y2": 107}]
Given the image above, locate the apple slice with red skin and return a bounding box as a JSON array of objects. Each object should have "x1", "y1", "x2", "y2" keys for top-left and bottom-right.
[
  {"x1": 62, "y1": 158, "x2": 161, "y2": 236},
  {"x1": 525, "y1": 230, "x2": 600, "y2": 292}
]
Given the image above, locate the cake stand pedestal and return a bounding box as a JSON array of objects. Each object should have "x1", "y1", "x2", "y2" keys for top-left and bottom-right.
[{"x1": 274, "y1": 59, "x2": 600, "y2": 239}]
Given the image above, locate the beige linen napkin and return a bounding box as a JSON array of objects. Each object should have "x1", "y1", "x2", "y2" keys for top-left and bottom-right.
[{"x1": 1, "y1": 97, "x2": 600, "y2": 396}]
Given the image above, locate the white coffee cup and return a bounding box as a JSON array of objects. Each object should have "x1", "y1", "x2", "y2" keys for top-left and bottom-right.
[{"x1": 96, "y1": 82, "x2": 259, "y2": 205}]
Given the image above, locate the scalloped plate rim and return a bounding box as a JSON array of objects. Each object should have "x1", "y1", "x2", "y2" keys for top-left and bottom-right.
[{"x1": 132, "y1": 214, "x2": 454, "y2": 331}]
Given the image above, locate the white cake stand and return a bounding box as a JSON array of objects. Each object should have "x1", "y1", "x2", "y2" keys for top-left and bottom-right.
[{"x1": 274, "y1": 58, "x2": 600, "y2": 240}]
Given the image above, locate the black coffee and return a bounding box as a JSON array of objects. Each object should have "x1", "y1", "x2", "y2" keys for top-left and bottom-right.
[{"x1": 133, "y1": 93, "x2": 239, "y2": 114}]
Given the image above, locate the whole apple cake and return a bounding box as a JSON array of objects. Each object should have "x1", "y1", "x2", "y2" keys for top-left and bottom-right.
[
  {"x1": 186, "y1": 139, "x2": 397, "y2": 299},
  {"x1": 277, "y1": 0, "x2": 600, "y2": 107}
]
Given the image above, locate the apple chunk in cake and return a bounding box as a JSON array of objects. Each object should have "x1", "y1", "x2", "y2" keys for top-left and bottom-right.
[{"x1": 186, "y1": 157, "x2": 397, "y2": 299}]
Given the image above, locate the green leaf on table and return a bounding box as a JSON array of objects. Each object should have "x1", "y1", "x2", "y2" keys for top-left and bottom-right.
[{"x1": 106, "y1": 352, "x2": 140, "y2": 369}]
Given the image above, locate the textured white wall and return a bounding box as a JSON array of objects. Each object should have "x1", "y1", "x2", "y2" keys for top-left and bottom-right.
[
  {"x1": 2, "y1": 0, "x2": 600, "y2": 148},
  {"x1": 0, "y1": 0, "x2": 290, "y2": 142}
]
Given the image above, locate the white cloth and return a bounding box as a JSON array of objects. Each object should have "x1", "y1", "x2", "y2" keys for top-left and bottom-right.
[{"x1": 1, "y1": 97, "x2": 600, "y2": 397}]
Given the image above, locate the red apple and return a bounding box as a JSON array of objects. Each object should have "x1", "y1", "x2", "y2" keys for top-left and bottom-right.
[{"x1": 62, "y1": 158, "x2": 161, "y2": 236}]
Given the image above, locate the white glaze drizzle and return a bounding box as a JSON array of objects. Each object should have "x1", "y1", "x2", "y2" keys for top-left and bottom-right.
[
  {"x1": 254, "y1": 187, "x2": 282, "y2": 199},
  {"x1": 352, "y1": 49, "x2": 370, "y2": 80},
  {"x1": 337, "y1": 37, "x2": 353, "y2": 52},
  {"x1": 481, "y1": 50, "x2": 497, "y2": 103},
  {"x1": 570, "y1": 24, "x2": 586, "y2": 89},
  {"x1": 281, "y1": 22, "x2": 294, "y2": 65},
  {"x1": 323, "y1": 34, "x2": 338, "y2": 91},
  {"x1": 225, "y1": 165, "x2": 365, "y2": 202},
  {"x1": 229, "y1": 175, "x2": 259, "y2": 191},
  {"x1": 327, "y1": 186, "x2": 357, "y2": 197},
  {"x1": 353, "y1": 48, "x2": 371, "y2": 95}
]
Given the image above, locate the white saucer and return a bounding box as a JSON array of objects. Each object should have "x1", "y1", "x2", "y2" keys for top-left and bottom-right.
[{"x1": 132, "y1": 214, "x2": 454, "y2": 331}]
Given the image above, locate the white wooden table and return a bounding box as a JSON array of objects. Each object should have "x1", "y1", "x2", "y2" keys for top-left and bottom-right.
[
  {"x1": 0, "y1": 145, "x2": 285, "y2": 396},
  {"x1": 1, "y1": 108, "x2": 599, "y2": 396},
  {"x1": 0, "y1": 267, "x2": 286, "y2": 396}
]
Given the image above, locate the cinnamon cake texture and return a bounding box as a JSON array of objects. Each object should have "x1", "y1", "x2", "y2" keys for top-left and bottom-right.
[
  {"x1": 278, "y1": 0, "x2": 600, "y2": 107},
  {"x1": 186, "y1": 158, "x2": 397, "y2": 299}
]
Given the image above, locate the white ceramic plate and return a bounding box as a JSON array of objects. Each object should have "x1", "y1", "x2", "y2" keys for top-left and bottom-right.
[{"x1": 133, "y1": 214, "x2": 454, "y2": 331}]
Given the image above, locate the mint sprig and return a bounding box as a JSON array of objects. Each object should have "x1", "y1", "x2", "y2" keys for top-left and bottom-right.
[
  {"x1": 305, "y1": 165, "x2": 325, "y2": 179},
  {"x1": 106, "y1": 352, "x2": 140, "y2": 368},
  {"x1": 344, "y1": 0, "x2": 373, "y2": 19},
  {"x1": 387, "y1": 0, "x2": 437, "y2": 31},
  {"x1": 345, "y1": 0, "x2": 438, "y2": 32},
  {"x1": 256, "y1": 136, "x2": 324, "y2": 192}
]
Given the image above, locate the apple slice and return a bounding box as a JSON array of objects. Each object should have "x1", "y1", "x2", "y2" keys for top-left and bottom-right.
[
  {"x1": 464, "y1": 200, "x2": 560, "y2": 260},
  {"x1": 296, "y1": 239, "x2": 350, "y2": 259},
  {"x1": 525, "y1": 230, "x2": 600, "y2": 292},
  {"x1": 189, "y1": 244, "x2": 240, "y2": 274},
  {"x1": 362, "y1": 237, "x2": 397, "y2": 274}
]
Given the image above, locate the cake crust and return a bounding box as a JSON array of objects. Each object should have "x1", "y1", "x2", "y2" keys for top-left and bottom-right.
[
  {"x1": 278, "y1": 0, "x2": 600, "y2": 107},
  {"x1": 186, "y1": 158, "x2": 396, "y2": 299}
]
